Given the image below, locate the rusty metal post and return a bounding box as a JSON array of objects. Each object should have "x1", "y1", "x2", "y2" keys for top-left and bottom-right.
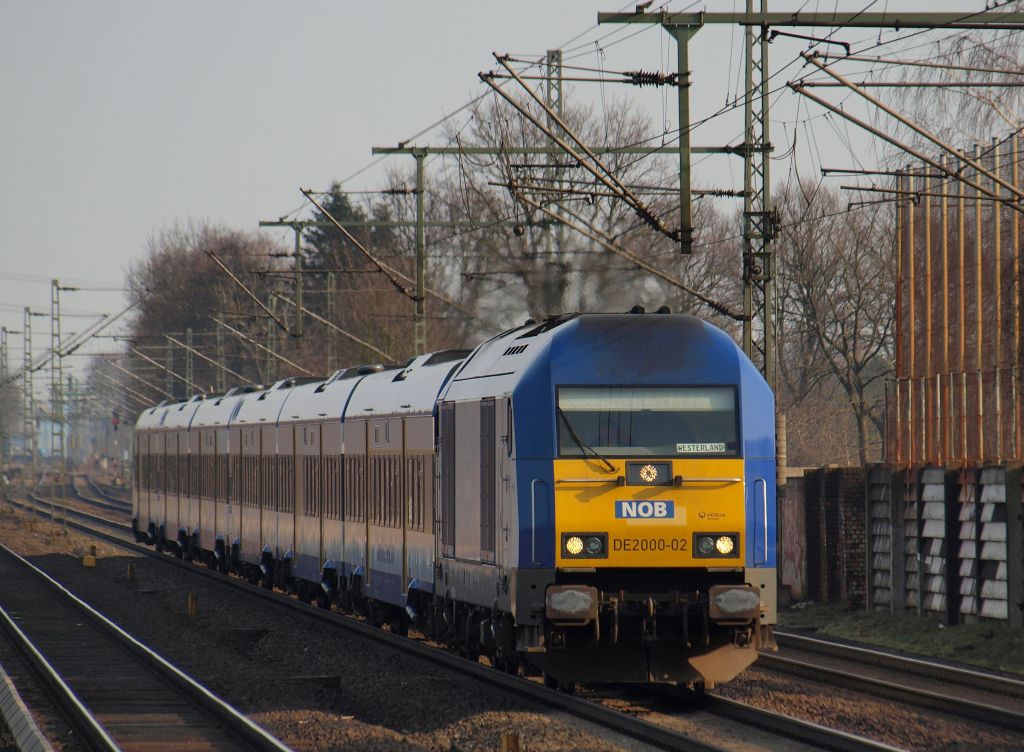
[
  {"x1": 936, "y1": 373, "x2": 942, "y2": 467},
  {"x1": 920, "y1": 377, "x2": 927, "y2": 467},
  {"x1": 896, "y1": 172, "x2": 904, "y2": 464},
  {"x1": 925, "y1": 166, "x2": 933, "y2": 463},
  {"x1": 975, "y1": 144, "x2": 985, "y2": 462},
  {"x1": 1014, "y1": 133, "x2": 1021, "y2": 460},
  {"x1": 959, "y1": 160, "x2": 968, "y2": 463},
  {"x1": 941, "y1": 155, "x2": 951, "y2": 464},
  {"x1": 909, "y1": 170, "x2": 917, "y2": 464},
  {"x1": 885, "y1": 379, "x2": 892, "y2": 463},
  {"x1": 994, "y1": 139, "x2": 1003, "y2": 461}
]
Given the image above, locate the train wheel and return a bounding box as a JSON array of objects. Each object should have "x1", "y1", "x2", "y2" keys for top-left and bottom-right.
[
  {"x1": 690, "y1": 680, "x2": 706, "y2": 705},
  {"x1": 543, "y1": 673, "x2": 575, "y2": 693},
  {"x1": 366, "y1": 601, "x2": 383, "y2": 628},
  {"x1": 492, "y1": 653, "x2": 519, "y2": 675},
  {"x1": 316, "y1": 589, "x2": 331, "y2": 610}
]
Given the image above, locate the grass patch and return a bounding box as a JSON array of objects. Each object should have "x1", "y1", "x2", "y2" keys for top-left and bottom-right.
[{"x1": 779, "y1": 603, "x2": 1024, "y2": 676}]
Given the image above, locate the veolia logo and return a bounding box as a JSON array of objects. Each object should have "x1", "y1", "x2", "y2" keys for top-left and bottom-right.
[{"x1": 615, "y1": 500, "x2": 675, "y2": 519}]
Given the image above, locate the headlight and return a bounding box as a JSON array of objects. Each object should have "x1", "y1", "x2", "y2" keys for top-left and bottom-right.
[
  {"x1": 561, "y1": 532, "x2": 608, "y2": 559},
  {"x1": 694, "y1": 533, "x2": 739, "y2": 558}
]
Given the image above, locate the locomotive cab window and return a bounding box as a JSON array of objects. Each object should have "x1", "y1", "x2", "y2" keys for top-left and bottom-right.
[{"x1": 557, "y1": 386, "x2": 739, "y2": 458}]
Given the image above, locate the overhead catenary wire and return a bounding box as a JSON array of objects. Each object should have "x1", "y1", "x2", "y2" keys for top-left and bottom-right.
[
  {"x1": 269, "y1": 293, "x2": 395, "y2": 362},
  {"x1": 209, "y1": 316, "x2": 313, "y2": 378},
  {"x1": 511, "y1": 185, "x2": 742, "y2": 320},
  {"x1": 300, "y1": 189, "x2": 473, "y2": 316}
]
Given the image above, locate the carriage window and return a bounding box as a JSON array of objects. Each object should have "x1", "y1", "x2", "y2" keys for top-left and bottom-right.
[{"x1": 557, "y1": 386, "x2": 739, "y2": 458}]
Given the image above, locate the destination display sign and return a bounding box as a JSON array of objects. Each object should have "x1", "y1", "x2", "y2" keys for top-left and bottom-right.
[{"x1": 676, "y1": 442, "x2": 726, "y2": 453}]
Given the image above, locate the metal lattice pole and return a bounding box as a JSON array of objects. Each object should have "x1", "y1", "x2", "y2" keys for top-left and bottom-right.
[
  {"x1": 293, "y1": 224, "x2": 303, "y2": 338},
  {"x1": 265, "y1": 305, "x2": 275, "y2": 384},
  {"x1": 742, "y1": 0, "x2": 776, "y2": 387},
  {"x1": 326, "y1": 272, "x2": 336, "y2": 371},
  {"x1": 23, "y1": 308, "x2": 34, "y2": 470},
  {"x1": 542, "y1": 49, "x2": 567, "y2": 314},
  {"x1": 215, "y1": 324, "x2": 226, "y2": 393},
  {"x1": 165, "y1": 341, "x2": 174, "y2": 399},
  {"x1": 50, "y1": 280, "x2": 65, "y2": 470},
  {"x1": 0, "y1": 327, "x2": 7, "y2": 464},
  {"x1": 414, "y1": 152, "x2": 427, "y2": 356},
  {"x1": 185, "y1": 327, "x2": 194, "y2": 394}
]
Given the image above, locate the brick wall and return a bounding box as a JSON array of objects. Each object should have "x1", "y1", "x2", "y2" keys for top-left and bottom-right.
[
  {"x1": 786, "y1": 467, "x2": 867, "y2": 608},
  {"x1": 779, "y1": 477, "x2": 806, "y2": 601}
]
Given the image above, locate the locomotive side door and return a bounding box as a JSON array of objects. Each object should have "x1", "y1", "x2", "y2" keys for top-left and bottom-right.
[
  {"x1": 438, "y1": 402, "x2": 455, "y2": 560},
  {"x1": 495, "y1": 396, "x2": 514, "y2": 569}
]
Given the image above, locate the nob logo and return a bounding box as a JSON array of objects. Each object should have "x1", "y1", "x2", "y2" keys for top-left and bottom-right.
[{"x1": 615, "y1": 500, "x2": 675, "y2": 519}]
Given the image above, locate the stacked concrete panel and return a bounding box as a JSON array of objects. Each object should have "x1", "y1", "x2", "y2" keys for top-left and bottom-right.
[
  {"x1": 958, "y1": 467, "x2": 981, "y2": 618},
  {"x1": 864, "y1": 464, "x2": 1022, "y2": 626},
  {"x1": 903, "y1": 472, "x2": 922, "y2": 611},
  {"x1": 919, "y1": 467, "x2": 949, "y2": 616},
  {"x1": 866, "y1": 465, "x2": 892, "y2": 610},
  {"x1": 978, "y1": 467, "x2": 1008, "y2": 620}
]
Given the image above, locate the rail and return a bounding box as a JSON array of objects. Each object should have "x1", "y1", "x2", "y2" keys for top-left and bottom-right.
[
  {"x1": 10, "y1": 490, "x2": 902, "y2": 752},
  {"x1": 775, "y1": 630, "x2": 1024, "y2": 699},
  {"x1": 0, "y1": 539, "x2": 293, "y2": 751}
]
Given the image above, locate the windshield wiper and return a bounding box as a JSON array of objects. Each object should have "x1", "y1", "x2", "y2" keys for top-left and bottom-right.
[{"x1": 557, "y1": 408, "x2": 616, "y2": 473}]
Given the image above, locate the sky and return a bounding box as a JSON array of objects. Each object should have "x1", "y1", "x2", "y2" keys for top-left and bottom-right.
[{"x1": 0, "y1": 0, "x2": 1005, "y2": 393}]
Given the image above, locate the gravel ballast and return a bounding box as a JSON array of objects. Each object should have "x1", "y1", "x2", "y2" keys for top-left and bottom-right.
[{"x1": 0, "y1": 504, "x2": 645, "y2": 751}]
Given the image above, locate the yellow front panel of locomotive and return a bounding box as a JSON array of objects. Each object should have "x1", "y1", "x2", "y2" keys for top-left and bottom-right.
[{"x1": 553, "y1": 458, "x2": 746, "y2": 568}]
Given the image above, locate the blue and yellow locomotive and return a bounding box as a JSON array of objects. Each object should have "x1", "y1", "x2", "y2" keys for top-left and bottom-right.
[{"x1": 133, "y1": 310, "x2": 776, "y2": 688}]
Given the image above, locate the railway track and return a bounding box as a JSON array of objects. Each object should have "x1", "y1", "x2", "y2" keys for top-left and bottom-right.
[
  {"x1": 82, "y1": 476, "x2": 132, "y2": 508},
  {"x1": 757, "y1": 653, "x2": 1024, "y2": 733},
  {"x1": 5, "y1": 489, "x2": 911, "y2": 752},
  {"x1": 71, "y1": 480, "x2": 133, "y2": 516},
  {"x1": 28, "y1": 492, "x2": 126, "y2": 533},
  {"x1": 0, "y1": 540, "x2": 291, "y2": 752},
  {"x1": 774, "y1": 629, "x2": 1024, "y2": 699},
  {"x1": 764, "y1": 631, "x2": 1024, "y2": 733}
]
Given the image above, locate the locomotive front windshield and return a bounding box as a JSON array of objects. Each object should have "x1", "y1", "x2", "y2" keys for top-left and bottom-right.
[{"x1": 557, "y1": 386, "x2": 739, "y2": 458}]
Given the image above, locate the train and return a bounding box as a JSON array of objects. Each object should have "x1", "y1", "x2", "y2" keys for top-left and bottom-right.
[{"x1": 132, "y1": 310, "x2": 777, "y2": 689}]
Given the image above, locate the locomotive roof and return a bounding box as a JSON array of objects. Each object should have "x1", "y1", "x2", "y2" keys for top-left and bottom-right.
[
  {"x1": 441, "y1": 312, "x2": 751, "y2": 403},
  {"x1": 440, "y1": 314, "x2": 577, "y2": 400},
  {"x1": 344, "y1": 351, "x2": 467, "y2": 417}
]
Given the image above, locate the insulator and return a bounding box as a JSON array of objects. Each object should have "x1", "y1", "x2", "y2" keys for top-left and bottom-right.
[{"x1": 625, "y1": 70, "x2": 678, "y2": 87}]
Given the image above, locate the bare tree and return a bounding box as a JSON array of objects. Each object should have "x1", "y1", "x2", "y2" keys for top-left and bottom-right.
[
  {"x1": 776, "y1": 181, "x2": 895, "y2": 465},
  {"x1": 120, "y1": 223, "x2": 290, "y2": 396}
]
